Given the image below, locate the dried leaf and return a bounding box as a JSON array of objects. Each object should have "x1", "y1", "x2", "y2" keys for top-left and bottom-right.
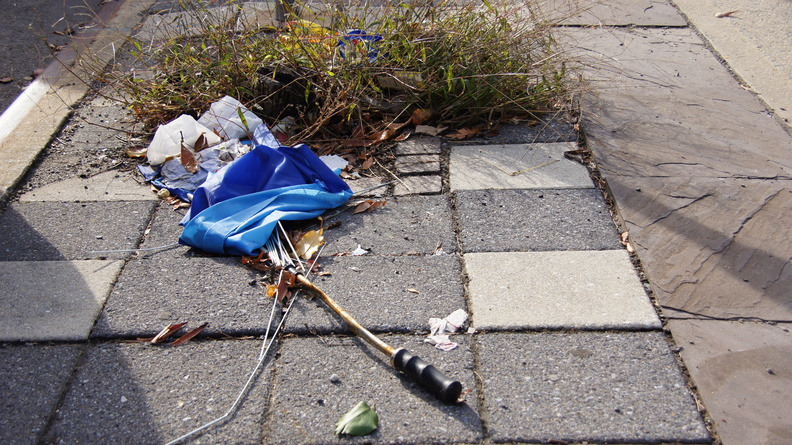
[
  {"x1": 446, "y1": 127, "x2": 481, "y2": 140},
  {"x1": 151, "y1": 322, "x2": 188, "y2": 344},
  {"x1": 0, "y1": 77, "x2": 13, "y2": 84},
  {"x1": 369, "y1": 200, "x2": 386, "y2": 212},
  {"x1": 170, "y1": 323, "x2": 208, "y2": 346},
  {"x1": 335, "y1": 401, "x2": 378, "y2": 436},
  {"x1": 367, "y1": 129, "x2": 396, "y2": 144},
  {"x1": 276, "y1": 271, "x2": 297, "y2": 303},
  {"x1": 361, "y1": 157, "x2": 375, "y2": 169},
  {"x1": 414, "y1": 125, "x2": 447, "y2": 136},
  {"x1": 407, "y1": 288, "x2": 419, "y2": 294},
  {"x1": 125, "y1": 146, "x2": 147, "y2": 158},
  {"x1": 715, "y1": 10, "x2": 738, "y2": 18},
  {"x1": 294, "y1": 229, "x2": 325, "y2": 260},
  {"x1": 353, "y1": 201, "x2": 372, "y2": 214},
  {"x1": 266, "y1": 283, "x2": 278, "y2": 298},
  {"x1": 193, "y1": 133, "x2": 208, "y2": 152},
  {"x1": 410, "y1": 108, "x2": 435, "y2": 125},
  {"x1": 181, "y1": 142, "x2": 199, "y2": 173},
  {"x1": 394, "y1": 132, "x2": 410, "y2": 142},
  {"x1": 353, "y1": 200, "x2": 386, "y2": 214}
]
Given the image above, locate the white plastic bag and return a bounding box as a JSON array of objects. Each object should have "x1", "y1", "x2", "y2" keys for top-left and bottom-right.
[
  {"x1": 197, "y1": 95, "x2": 263, "y2": 140},
  {"x1": 147, "y1": 115, "x2": 222, "y2": 165}
]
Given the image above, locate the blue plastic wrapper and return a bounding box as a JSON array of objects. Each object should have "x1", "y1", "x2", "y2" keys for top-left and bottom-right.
[
  {"x1": 179, "y1": 139, "x2": 352, "y2": 256},
  {"x1": 338, "y1": 30, "x2": 383, "y2": 63}
]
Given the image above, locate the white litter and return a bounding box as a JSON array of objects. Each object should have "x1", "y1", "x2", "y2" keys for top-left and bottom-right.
[{"x1": 425, "y1": 309, "x2": 468, "y2": 351}]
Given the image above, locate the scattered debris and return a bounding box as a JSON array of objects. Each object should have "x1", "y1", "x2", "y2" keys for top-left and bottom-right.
[
  {"x1": 426, "y1": 309, "x2": 469, "y2": 351},
  {"x1": 335, "y1": 401, "x2": 379, "y2": 436},
  {"x1": 352, "y1": 200, "x2": 386, "y2": 214},
  {"x1": 143, "y1": 322, "x2": 208, "y2": 346},
  {"x1": 715, "y1": 10, "x2": 739, "y2": 18}
]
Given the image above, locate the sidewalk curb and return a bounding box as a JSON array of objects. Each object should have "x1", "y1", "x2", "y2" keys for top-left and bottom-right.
[{"x1": 0, "y1": 0, "x2": 156, "y2": 202}]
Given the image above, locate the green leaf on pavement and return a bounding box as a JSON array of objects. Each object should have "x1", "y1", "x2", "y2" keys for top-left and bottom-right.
[{"x1": 335, "y1": 401, "x2": 378, "y2": 436}]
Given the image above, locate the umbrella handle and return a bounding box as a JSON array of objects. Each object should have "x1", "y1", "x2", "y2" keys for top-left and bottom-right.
[{"x1": 392, "y1": 348, "x2": 462, "y2": 404}]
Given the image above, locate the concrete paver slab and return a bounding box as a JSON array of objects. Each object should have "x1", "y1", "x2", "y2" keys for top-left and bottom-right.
[
  {"x1": 0, "y1": 344, "x2": 83, "y2": 444},
  {"x1": 18, "y1": 170, "x2": 156, "y2": 202},
  {"x1": 667, "y1": 319, "x2": 792, "y2": 445},
  {"x1": 46, "y1": 341, "x2": 270, "y2": 444},
  {"x1": 477, "y1": 332, "x2": 709, "y2": 443},
  {"x1": 0, "y1": 260, "x2": 123, "y2": 341},
  {"x1": 284, "y1": 255, "x2": 466, "y2": 334},
  {"x1": 264, "y1": 335, "x2": 481, "y2": 444},
  {"x1": 92, "y1": 256, "x2": 276, "y2": 338},
  {"x1": 673, "y1": 0, "x2": 792, "y2": 125},
  {"x1": 238, "y1": 0, "x2": 280, "y2": 30},
  {"x1": 450, "y1": 143, "x2": 592, "y2": 191},
  {"x1": 323, "y1": 195, "x2": 456, "y2": 255},
  {"x1": 393, "y1": 137, "x2": 442, "y2": 155},
  {"x1": 564, "y1": 26, "x2": 792, "y2": 179},
  {"x1": 393, "y1": 175, "x2": 442, "y2": 196},
  {"x1": 465, "y1": 250, "x2": 660, "y2": 330},
  {"x1": 396, "y1": 154, "x2": 440, "y2": 175},
  {"x1": 346, "y1": 176, "x2": 388, "y2": 197},
  {"x1": 607, "y1": 176, "x2": 792, "y2": 321},
  {"x1": 0, "y1": 201, "x2": 156, "y2": 261},
  {"x1": 539, "y1": 0, "x2": 686, "y2": 26},
  {"x1": 455, "y1": 189, "x2": 620, "y2": 253}
]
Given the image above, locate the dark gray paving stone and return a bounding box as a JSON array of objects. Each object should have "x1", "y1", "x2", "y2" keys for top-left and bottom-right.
[
  {"x1": 285, "y1": 255, "x2": 466, "y2": 335},
  {"x1": 46, "y1": 340, "x2": 270, "y2": 444},
  {"x1": 323, "y1": 195, "x2": 456, "y2": 255},
  {"x1": 264, "y1": 334, "x2": 481, "y2": 444},
  {"x1": 135, "y1": 201, "x2": 207, "y2": 259},
  {"x1": 92, "y1": 256, "x2": 278, "y2": 338},
  {"x1": 476, "y1": 332, "x2": 710, "y2": 444},
  {"x1": 0, "y1": 344, "x2": 83, "y2": 444},
  {"x1": 455, "y1": 189, "x2": 620, "y2": 253},
  {"x1": 0, "y1": 201, "x2": 156, "y2": 261}
]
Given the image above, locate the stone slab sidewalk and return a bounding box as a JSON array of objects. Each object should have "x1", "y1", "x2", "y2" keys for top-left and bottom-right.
[{"x1": 0, "y1": 0, "x2": 724, "y2": 444}]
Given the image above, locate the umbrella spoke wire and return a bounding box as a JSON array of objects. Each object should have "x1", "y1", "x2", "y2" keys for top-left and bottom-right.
[{"x1": 164, "y1": 232, "x2": 320, "y2": 445}]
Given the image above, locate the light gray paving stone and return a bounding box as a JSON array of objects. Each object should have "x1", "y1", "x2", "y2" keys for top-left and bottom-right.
[
  {"x1": 284, "y1": 255, "x2": 466, "y2": 335},
  {"x1": 91, "y1": 256, "x2": 278, "y2": 338},
  {"x1": 323, "y1": 195, "x2": 455, "y2": 255},
  {"x1": 18, "y1": 170, "x2": 156, "y2": 202},
  {"x1": 540, "y1": 0, "x2": 687, "y2": 26},
  {"x1": 134, "y1": 202, "x2": 201, "y2": 259},
  {"x1": 0, "y1": 260, "x2": 124, "y2": 341},
  {"x1": 450, "y1": 143, "x2": 592, "y2": 190},
  {"x1": 238, "y1": 0, "x2": 280, "y2": 30},
  {"x1": 393, "y1": 175, "x2": 442, "y2": 196},
  {"x1": 451, "y1": 121, "x2": 577, "y2": 145},
  {"x1": 0, "y1": 344, "x2": 83, "y2": 444},
  {"x1": 345, "y1": 176, "x2": 388, "y2": 197},
  {"x1": 264, "y1": 334, "x2": 481, "y2": 444},
  {"x1": 393, "y1": 137, "x2": 442, "y2": 155},
  {"x1": 396, "y1": 154, "x2": 440, "y2": 175},
  {"x1": 0, "y1": 201, "x2": 156, "y2": 261},
  {"x1": 465, "y1": 251, "x2": 661, "y2": 330},
  {"x1": 455, "y1": 189, "x2": 620, "y2": 253},
  {"x1": 46, "y1": 340, "x2": 270, "y2": 444},
  {"x1": 476, "y1": 332, "x2": 709, "y2": 443}
]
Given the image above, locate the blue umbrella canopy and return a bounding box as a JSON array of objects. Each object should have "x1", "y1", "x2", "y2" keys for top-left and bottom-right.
[{"x1": 180, "y1": 142, "x2": 352, "y2": 256}]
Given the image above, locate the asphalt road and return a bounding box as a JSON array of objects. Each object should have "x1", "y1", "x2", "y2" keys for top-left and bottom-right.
[{"x1": 0, "y1": 0, "x2": 104, "y2": 114}]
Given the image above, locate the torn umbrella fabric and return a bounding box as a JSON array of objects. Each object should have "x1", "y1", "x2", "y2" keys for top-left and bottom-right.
[{"x1": 179, "y1": 143, "x2": 352, "y2": 256}]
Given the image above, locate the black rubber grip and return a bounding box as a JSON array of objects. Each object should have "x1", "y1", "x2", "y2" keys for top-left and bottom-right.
[{"x1": 391, "y1": 348, "x2": 462, "y2": 404}]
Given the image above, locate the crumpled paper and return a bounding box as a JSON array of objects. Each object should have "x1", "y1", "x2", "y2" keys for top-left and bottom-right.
[{"x1": 425, "y1": 309, "x2": 468, "y2": 351}]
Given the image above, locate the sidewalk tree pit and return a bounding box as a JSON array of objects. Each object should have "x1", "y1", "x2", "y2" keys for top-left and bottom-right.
[{"x1": 106, "y1": 0, "x2": 569, "y2": 145}]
